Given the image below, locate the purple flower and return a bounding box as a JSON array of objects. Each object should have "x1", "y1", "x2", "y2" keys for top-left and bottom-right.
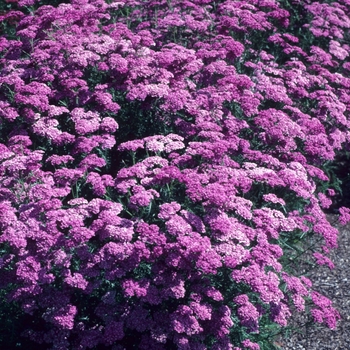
[
  {"x1": 79, "y1": 154, "x2": 106, "y2": 171},
  {"x1": 118, "y1": 139, "x2": 145, "y2": 152},
  {"x1": 179, "y1": 209, "x2": 206, "y2": 233},
  {"x1": 99, "y1": 116, "x2": 119, "y2": 132},
  {"x1": 0, "y1": 0, "x2": 347, "y2": 345},
  {"x1": 158, "y1": 202, "x2": 182, "y2": 220},
  {"x1": 311, "y1": 292, "x2": 341, "y2": 329},
  {"x1": 269, "y1": 301, "x2": 291, "y2": 327},
  {"x1": 16, "y1": 256, "x2": 41, "y2": 284},
  {"x1": 86, "y1": 172, "x2": 108, "y2": 196},
  {"x1": 234, "y1": 295, "x2": 260, "y2": 333},
  {"x1": 129, "y1": 186, "x2": 159, "y2": 208},
  {"x1": 46, "y1": 154, "x2": 74, "y2": 166},
  {"x1": 71, "y1": 108, "x2": 101, "y2": 135},
  {"x1": 50, "y1": 305, "x2": 77, "y2": 330},
  {"x1": 171, "y1": 305, "x2": 203, "y2": 335},
  {"x1": 64, "y1": 271, "x2": 89, "y2": 290},
  {"x1": 242, "y1": 339, "x2": 260, "y2": 350},
  {"x1": 282, "y1": 273, "x2": 310, "y2": 311},
  {"x1": 262, "y1": 194, "x2": 285, "y2": 206},
  {"x1": 339, "y1": 207, "x2": 350, "y2": 225},
  {"x1": 313, "y1": 252, "x2": 335, "y2": 269},
  {"x1": 103, "y1": 321, "x2": 124, "y2": 345},
  {"x1": 317, "y1": 193, "x2": 332, "y2": 209},
  {"x1": 231, "y1": 264, "x2": 284, "y2": 304},
  {"x1": 109, "y1": 53, "x2": 129, "y2": 73}
]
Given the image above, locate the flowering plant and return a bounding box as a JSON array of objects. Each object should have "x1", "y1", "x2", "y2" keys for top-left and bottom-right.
[{"x1": 1, "y1": 0, "x2": 349, "y2": 349}]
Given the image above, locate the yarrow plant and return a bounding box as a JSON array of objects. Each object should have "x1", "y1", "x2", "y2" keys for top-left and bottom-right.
[{"x1": 0, "y1": 0, "x2": 349, "y2": 349}]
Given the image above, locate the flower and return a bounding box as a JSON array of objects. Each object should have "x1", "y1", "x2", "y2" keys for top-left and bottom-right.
[
  {"x1": 104, "y1": 321, "x2": 124, "y2": 345},
  {"x1": 339, "y1": 207, "x2": 350, "y2": 225},
  {"x1": 51, "y1": 305, "x2": 77, "y2": 330},
  {"x1": 171, "y1": 305, "x2": 203, "y2": 336},
  {"x1": 234, "y1": 295, "x2": 260, "y2": 333},
  {"x1": 242, "y1": 339, "x2": 260, "y2": 350},
  {"x1": 311, "y1": 292, "x2": 341, "y2": 329},
  {"x1": 71, "y1": 108, "x2": 101, "y2": 135},
  {"x1": 64, "y1": 272, "x2": 89, "y2": 290}
]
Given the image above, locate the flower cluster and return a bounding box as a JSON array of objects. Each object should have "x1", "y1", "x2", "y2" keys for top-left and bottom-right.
[{"x1": 0, "y1": 0, "x2": 349, "y2": 349}]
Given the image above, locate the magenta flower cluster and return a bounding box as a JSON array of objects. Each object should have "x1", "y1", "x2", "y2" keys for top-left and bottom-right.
[{"x1": 0, "y1": 0, "x2": 349, "y2": 348}]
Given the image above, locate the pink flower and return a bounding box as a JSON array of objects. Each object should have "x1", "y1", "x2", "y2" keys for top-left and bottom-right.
[
  {"x1": 270, "y1": 301, "x2": 291, "y2": 327},
  {"x1": 158, "y1": 202, "x2": 181, "y2": 220},
  {"x1": 242, "y1": 339, "x2": 260, "y2": 350},
  {"x1": 234, "y1": 295, "x2": 260, "y2": 333},
  {"x1": 64, "y1": 272, "x2": 89, "y2": 290},
  {"x1": 190, "y1": 301, "x2": 212, "y2": 321},
  {"x1": 313, "y1": 252, "x2": 335, "y2": 269},
  {"x1": 16, "y1": 256, "x2": 41, "y2": 284},
  {"x1": 179, "y1": 209, "x2": 206, "y2": 233},
  {"x1": 262, "y1": 194, "x2": 285, "y2": 206},
  {"x1": 109, "y1": 53, "x2": 128, "y2": 73},
  {"x1": 73, "y1": 136, "x2": 99, "y2": 154},
  {"x1": 204, "y1": 287, "x2": 224, "y2": 302},
  {"x1": 99, "y1": 117, "x2": 119, "y2": 132},
  {"x1": 118, "y1": 139, "x2": 145, "y2": 152},
  {"x1": 129, "y1": 186, "x2": 159, "y2": 208},
  {"x1": 171, "y1": 305, "x2": 203, "y2": 335},
  {"x1": 339, "y1": 207, "x2": 350, "y2": 225},
  {"x1": 329, "y1": 40, "x2": 349, "y2": 60},
  {"x1": 32, "y1": 117, "x2": 62, "y2": 141},
  {"x1": 79, "y1": 154, "x2": 106, "y2": 171},
  {"x1": 308, "y1": 46, "x2": 335, "y2": 67},
  {"x1": 311, "y1": 292, "x2": 341, "y2": 329},
  {"x1": 51, "y1": 305, "x2": 77, "y2": 330},
  {"x1": 231, "y1": 264, "x2": 284, "y2": 304},
  {"x1": 318, "y1": 193, "x2": 332, "y2": 209},
  {"x1": 282, "y1": 274, "x2": 310, "y2": 311},
  {"x1": 46, "y1": 155, "x2": 74, "y2": 166},
  {"x1": 71, "y1": 108, "x2": 101, "y2": 135},
  {"x1": 123, "y1": 279, "x2": 148, "y2": 298}
]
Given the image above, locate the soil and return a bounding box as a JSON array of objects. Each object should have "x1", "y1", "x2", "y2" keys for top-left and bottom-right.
[{"x1": 276, "y1": 214, "x2": 350, "y2": 350}]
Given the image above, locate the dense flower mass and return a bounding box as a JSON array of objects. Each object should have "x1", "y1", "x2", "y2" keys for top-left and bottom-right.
[{"x1": 0, "y1": 0, "x2": 349, "y2": 348}]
